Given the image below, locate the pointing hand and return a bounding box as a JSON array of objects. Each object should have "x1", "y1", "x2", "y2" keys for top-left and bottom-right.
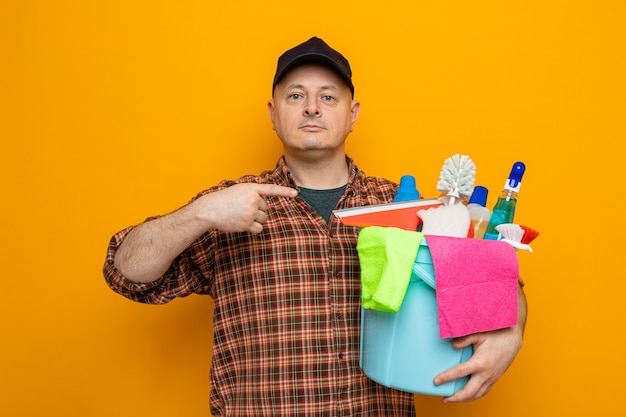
[{"x1": 195, "y1": 183, "x2": 298, "y2": 234}]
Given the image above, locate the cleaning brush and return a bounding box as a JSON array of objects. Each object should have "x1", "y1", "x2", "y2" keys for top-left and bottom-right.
[
  {"x1": 418, "y1": 154, "x2": 475, "y2": 237},
  {"x1": 495, "y1": 223, "x2": 539, "y2": 252},
  {"x1": 436, "y1": 154, "x2": 476, "y2": 205},
  {"x1": 519, "y1": 225, "x2": 540, "y2": 244}
]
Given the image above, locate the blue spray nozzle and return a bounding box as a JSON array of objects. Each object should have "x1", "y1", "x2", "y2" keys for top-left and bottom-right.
[
  {"x1": 393, "y1": 175, "x2": 420, "y2": 202},
  {"x1": 506, "y1": 162, "x2": 526, "y2": 190}
]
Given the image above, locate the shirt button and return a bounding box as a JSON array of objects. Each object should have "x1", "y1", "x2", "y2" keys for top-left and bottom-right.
[
  {"x1": 340, "y1": 393, "x2": 347, "y2": 400},
  {"x1": 334, "y1": 270, "x2": 341, "y2": 278},
  {"x1": 335, "y1": 312, "x2": 343, "y2": 319},
  {"x1": 338, "y1": 352, "x2": 344, "y2": 359}
]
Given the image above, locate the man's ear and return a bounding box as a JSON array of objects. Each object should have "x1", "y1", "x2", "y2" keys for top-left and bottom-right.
[
  {"x1": 267, "y1": 99, "x2": 276, "y2": 128},
  {"x1": 350, "y1": 100, "x2": 361, "y2": 131}
]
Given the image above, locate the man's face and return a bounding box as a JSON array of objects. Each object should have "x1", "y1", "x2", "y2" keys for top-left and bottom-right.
[{"x1": 268, "y1": 64, "x2": 360, "y2": 160}]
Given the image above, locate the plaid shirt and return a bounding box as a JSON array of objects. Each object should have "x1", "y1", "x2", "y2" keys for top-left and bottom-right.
[{"x1": 103, "y1": 156, "x2": 415, "y2": 416}]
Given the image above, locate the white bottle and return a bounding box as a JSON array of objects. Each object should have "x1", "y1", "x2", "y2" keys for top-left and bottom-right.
[{"x1": 467, "y1": 186, "x2": 490, "y2": 239}]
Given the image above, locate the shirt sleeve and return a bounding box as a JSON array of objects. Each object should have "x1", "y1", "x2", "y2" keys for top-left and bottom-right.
[{"x1": 102, "y1": 222, "x2": 213, "y2": 304}]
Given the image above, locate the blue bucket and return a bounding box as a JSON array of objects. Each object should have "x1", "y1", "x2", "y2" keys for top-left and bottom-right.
[{"x1": 359, "y1": 239, "x2": 473, "y2": 396}]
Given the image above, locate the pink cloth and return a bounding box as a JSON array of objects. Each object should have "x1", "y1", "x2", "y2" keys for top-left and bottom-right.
[{"x1": 425, "y1": 235, "x2": 519, "y2": 338}]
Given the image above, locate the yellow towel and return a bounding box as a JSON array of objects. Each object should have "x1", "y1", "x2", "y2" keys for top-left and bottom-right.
[{"x1": 357, "y1": 226, "x2": 424, "y2": 313}]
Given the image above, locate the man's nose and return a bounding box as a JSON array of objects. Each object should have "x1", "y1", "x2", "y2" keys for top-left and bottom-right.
[{"x1": 303, "y1": 97, "x2": 320, "y2": 117}]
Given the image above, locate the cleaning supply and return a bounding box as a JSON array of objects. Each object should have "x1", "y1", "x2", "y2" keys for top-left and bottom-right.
[
  {"x1": 425, "y1": 235, "x2": 519, "y2": 338},
  {"x1": 519, "y1": 225, "x2": 540, "y2": 244},
  {"x1": 357, "y1": 226, "x2": 424, "y2": 313},
  {"x1": 393, "y1": 175, "x2": 422, "y2": 231},
  {"x1": 467, "y1": 186, "x2": 490, "y2": 239},
  {"x1": 495, "y1": 223, "x2": 540, "y2": 252},
  {"x1": 484, "y1": 162, "x2": 526, "y2": 240},
  {"x1": 420, "y1": 154, "x2": 475, "y2": 237},
  {"x1": 332, "y1": 199, "x2": 442, "y2": 231},
  {"x1": 436, "y1": 154, "x2": 476, "y2": 205},
  {"x1": 393, "y1": 175, "x2": 420, "y2": 202},
  {"x1": 418, "y1": 203, "x2": 471, "y2": 238}
]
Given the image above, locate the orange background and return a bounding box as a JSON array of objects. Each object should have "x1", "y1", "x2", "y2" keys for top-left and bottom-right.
[{"x1": 1, "y1": 1, "x2": 625, "y2": 416}]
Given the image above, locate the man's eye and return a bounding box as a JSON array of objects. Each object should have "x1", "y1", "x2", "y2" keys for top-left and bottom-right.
[
  {"x1": 322, "y1": 95, "x2": 335, "y2": 102},
  {"x1": 289, "y1": 93, "x2": 303, "y2": 100}
]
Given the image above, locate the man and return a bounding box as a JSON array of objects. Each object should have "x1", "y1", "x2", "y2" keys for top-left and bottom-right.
[{"x1": 104, "y1": 37, "x2": 526, "y2": 416}]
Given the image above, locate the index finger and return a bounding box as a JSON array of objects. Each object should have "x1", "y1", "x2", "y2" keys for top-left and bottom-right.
[{"x1": 254, "y1": 183, "x2": 299, "y2": 198}]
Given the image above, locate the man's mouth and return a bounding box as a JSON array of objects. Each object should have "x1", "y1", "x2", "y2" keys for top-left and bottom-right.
[{"x1": 299, "y1": 123, "x2": 325, "y2": 131}]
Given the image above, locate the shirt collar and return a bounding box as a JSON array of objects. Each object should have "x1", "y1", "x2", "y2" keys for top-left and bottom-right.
[{"x1": 272, "y1": 155, "x2": 362, "y2": 191}]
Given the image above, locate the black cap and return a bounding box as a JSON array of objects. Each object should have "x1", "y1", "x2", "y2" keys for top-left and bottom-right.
[{"x1": 272, "y1": 37, "x2": 354, "y2": 97}]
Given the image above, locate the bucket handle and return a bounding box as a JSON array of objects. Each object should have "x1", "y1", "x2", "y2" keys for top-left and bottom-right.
[{"x1": 412, "y1": 262, "x2": 436, "y2": 290}]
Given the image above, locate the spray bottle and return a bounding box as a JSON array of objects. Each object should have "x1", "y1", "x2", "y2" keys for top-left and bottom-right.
[
  {"x1": 483, "y1": 162, "x2": 526, "y2": 240},
  {"x1": 467, "y1": 186, "x2": 490, "y2": 239}
]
